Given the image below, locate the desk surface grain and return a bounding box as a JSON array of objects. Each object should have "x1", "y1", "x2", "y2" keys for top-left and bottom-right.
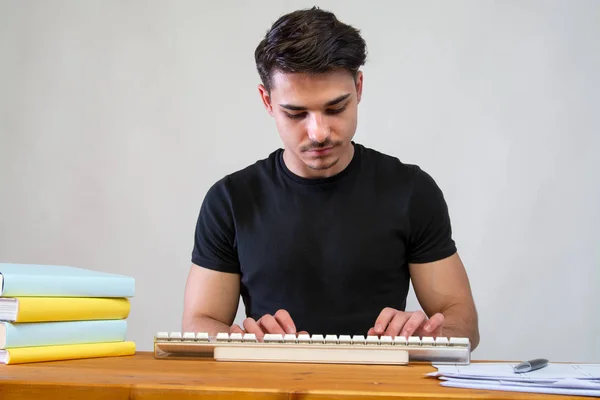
[{"x1": 0, "y1": 352, "x2": 584, "y2": 400}]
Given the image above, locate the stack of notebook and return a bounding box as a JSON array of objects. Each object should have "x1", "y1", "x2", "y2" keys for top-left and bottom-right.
[{"x1": 0, "y1": 262, "x2": 136, "y2": 364}]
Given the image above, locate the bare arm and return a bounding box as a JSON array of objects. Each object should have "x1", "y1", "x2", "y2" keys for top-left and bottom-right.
[
  {"x1": 182, "y1": 264, "x2": 241, "y2": 335},
  {"x1": 409, "y1": 252, "x2": 480, "y2": 349}
]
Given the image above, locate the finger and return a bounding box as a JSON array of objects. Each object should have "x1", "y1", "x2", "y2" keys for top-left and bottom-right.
[
  {"x1": 373, "y1": 307, "x2": 398, "y2": 335},
  {"x1": 229, "y1": 324, "x2": 245, "y2": 334},
  {"x1": 257, "y1": 314, "x2": 287, "y2": 335},
  {"x1": 242, "y1": 318, "x2": 265, "y2": 338},
  {"x1": 367, "y1": 327, "x2": 376, "y2": 336},
  {"x1": 422, "y1": 313, "x2": 444, "y2": 336},
  {"x1": 274, "y1": 309, "x2": 297, "y2": 334},
  {"x1": 297, "y1": 330, "x2": 309, "y2": 335},
  {"x1": 384, "y1": 312, "x2": 412, "y2": 337},
  {"x1": 400, "y1": 311, "x2": 427, "y2": 338}
]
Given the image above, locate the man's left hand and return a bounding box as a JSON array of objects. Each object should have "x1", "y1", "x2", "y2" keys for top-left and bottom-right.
[{"x1": 367, "y1": 308, "x2": 444, "y2": 338}]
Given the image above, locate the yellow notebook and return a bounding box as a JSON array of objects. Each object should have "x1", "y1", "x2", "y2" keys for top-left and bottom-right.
[
  {"x1": 0, "y1": 297, "x2": 130, "y2": 322},
  {"x1": 0, "y1": 341, "x2": 136, "y2": 364}
]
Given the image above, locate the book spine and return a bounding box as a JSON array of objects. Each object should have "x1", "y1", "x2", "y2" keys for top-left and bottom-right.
[
  {"x1": 15, "y1": 297, "x2": 131, "y2": 322},
  {"x1": 2, "y1": 320, "x2": 128, "y2": 349},
  {"x1": 3, "y1": 341, "x2": 136, "y2": 364},
  {"x1": 3, "y1": 275, "x2": 135, "y2": 298}
]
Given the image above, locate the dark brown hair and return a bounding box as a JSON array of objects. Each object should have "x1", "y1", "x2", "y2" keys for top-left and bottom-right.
[{"x1": 255, "y1": 7, "x2": 367, "y2": 92}]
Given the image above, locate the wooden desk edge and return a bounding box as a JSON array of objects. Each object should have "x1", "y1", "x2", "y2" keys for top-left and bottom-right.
[{"x1": 0, "y1": 352, "x2": 588, "y2": 400}]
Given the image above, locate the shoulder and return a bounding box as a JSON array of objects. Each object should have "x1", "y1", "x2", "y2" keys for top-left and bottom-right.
[
  {"x1": 358, "y1": 145, "x2": 458, "y2": 262},
  {"x1": 356, "y1": 143, "x2": 449, "y2": 217},
  {"x1": 226, "y1": 149, "x2": 280, "y2": 187},
  {"x1": 202, "y1": 149, "x2": 281, "y2": 204},
  {"x1": 356, "y1": 143, "x2": 430, "y2": 189}
]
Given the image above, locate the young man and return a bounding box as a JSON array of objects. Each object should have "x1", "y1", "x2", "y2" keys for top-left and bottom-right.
[{"x1": 183, "y1": 7, "x2": 480, "y2": 350}]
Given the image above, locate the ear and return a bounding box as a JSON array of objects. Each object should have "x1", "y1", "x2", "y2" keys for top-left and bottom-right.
[
  {"x1": 258, "y1": 84, "x2": 274, "y2": 116},
  {"x1": 355, "y1": 71, "x2": 364, "y2": 104}
]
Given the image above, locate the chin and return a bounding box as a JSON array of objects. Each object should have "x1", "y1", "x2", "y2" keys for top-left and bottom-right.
[{"x1": 306, "y1": 157, "x2": 340, "y2": 171}]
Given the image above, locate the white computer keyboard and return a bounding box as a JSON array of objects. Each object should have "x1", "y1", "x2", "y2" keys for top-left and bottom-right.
[{"x1": 153, "y1": 332, "x2": 471, "y2": 365}]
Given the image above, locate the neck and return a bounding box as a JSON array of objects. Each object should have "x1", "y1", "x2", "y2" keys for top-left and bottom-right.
[{"x1": 283, "y1": 142, "x2": 355, "y2": 179}]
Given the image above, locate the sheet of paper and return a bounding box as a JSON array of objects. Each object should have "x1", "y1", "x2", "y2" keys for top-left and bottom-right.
[
  {"x1": 439, "y1": 376, "x2": 600, "y2": 390},
  {"x1": 429, "y1": 363, "x2": 600, "y2": 380},
  {"x1": 439, "y1": 379, "x2": 600, "y2": 397}
]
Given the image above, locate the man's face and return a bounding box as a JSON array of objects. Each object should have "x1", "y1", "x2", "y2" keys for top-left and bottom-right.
[{"x1": 259, "y1": 69, "x2": 363, "y2": 178}]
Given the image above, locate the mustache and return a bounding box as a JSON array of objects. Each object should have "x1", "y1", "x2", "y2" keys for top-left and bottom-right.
[{"x1": 301, "y1": 139, "x2": 342, "y2": 152}]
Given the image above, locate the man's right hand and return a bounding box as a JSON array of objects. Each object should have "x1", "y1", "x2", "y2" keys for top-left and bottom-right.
[{"x1": 229, "y1": 309, "x2": 307, "y2": 339}]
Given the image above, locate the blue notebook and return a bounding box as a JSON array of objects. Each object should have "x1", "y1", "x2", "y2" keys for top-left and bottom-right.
[
  {"x1": 0, "y1": 263, "x2": 135, "y2": 297},
  {"x1": 0, "y1": 320, "x2": 128, "y2": 349}
]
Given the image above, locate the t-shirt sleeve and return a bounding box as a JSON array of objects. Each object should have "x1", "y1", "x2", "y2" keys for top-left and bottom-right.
[
  {"x1": 191, "y1": 177, "x2": 241, "y2": 274},
  {"x1": 407, "y1": 167, "x2": 457, "y2": 263}
]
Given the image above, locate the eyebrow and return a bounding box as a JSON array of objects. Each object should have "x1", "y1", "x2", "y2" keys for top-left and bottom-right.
[{"x1": 279, "y1": 93, "x2": 351, "y2": 111}]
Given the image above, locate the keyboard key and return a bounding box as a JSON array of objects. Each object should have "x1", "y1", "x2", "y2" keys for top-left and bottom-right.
[
  {"x1": 338, "y1": 335, "x2": 352, "y2": 344},
  {"x1": 421, "y1": 336, "x2": 435, "y2": 346},
  {"x1": 394, "y1": 336, "x2": 407, "y2": 345},
  {"x1": 449, "y1": 337, "x2": 470, "y2": 347},
  {"x1": 229, "y1": 333, "x2": 243, "y2": 342},
  {"x1": 311, "y1": 334, "x2": 325, "y2": 344},
  {"x1": 242, "y1": 333, "x2": 257, "y2": 342},
  {"x1": 380, "y1": 336, "x2": 393, "y2": 345},
  {"x1": 297, "y1": 334, "x2": 311, "y2": 344},
  {"x1": 408, "y1": 336, "x2": 421, "y2": 346},
  {"x1": 284, "y1": 334, "x2": 297, "y2": 343},
  {"x1": 366, "y1": 335, "x2": 379, "y2": 345},
  {"x1": 264, "y1": 334, "x2": 284, "y2": 343},
  {"x1": 325, "y1": 335, "x2": 338, "y2": 344},
  {"x1": 352, "y1": 335, "x2": 365, "y2": 344},
  {"x1": 216, "y1": 333, "x2": 230, "y2": 342}
]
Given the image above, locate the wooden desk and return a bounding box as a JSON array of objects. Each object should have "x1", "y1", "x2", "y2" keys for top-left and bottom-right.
[{"x1": 0, "y1": 352, "x2": 583, "y2": 399}]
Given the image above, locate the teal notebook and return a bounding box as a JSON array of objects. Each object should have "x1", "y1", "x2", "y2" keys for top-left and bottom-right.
[
  {"x1": 0, "y1": 263, "x2": 135, "y2": 297},
  {"x1": 0, "y1": 320, "x2": 128, "y2": 349}
]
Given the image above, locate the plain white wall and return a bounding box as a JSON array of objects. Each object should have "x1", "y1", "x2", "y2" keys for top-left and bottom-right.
[{"x1": 1, "y1": 0, "x2": 598, "y2": 362}]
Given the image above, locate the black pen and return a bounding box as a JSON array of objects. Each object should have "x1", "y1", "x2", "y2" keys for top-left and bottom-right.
[{"x1": 513, "y1": 358, "x2": 549, "y2": 373}]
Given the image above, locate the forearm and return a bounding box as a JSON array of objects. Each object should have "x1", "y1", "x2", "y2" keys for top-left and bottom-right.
[
  {"x1": 182, "y1": 315, "x2": 232, "y2": 336},
  {"x1": 441, "y1": 303, "x2": 480, "y2": 350}
]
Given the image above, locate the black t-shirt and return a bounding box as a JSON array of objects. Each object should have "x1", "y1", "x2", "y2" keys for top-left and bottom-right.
[{"x1": 191, "y1": 143, "x2": 457, "y2": 335}]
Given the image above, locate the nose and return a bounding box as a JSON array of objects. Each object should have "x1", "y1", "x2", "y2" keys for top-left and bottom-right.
[{"x1": 307, "y1": 113, "x2": 330, "y2": 143}]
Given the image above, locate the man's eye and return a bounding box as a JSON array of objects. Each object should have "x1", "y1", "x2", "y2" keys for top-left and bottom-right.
[
  {"x1": 326, "y1": 106, "x2": 346, "y2": 115},
  {"x1": 285, "y1": 112, "x2": 306, "y2": 119}
]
